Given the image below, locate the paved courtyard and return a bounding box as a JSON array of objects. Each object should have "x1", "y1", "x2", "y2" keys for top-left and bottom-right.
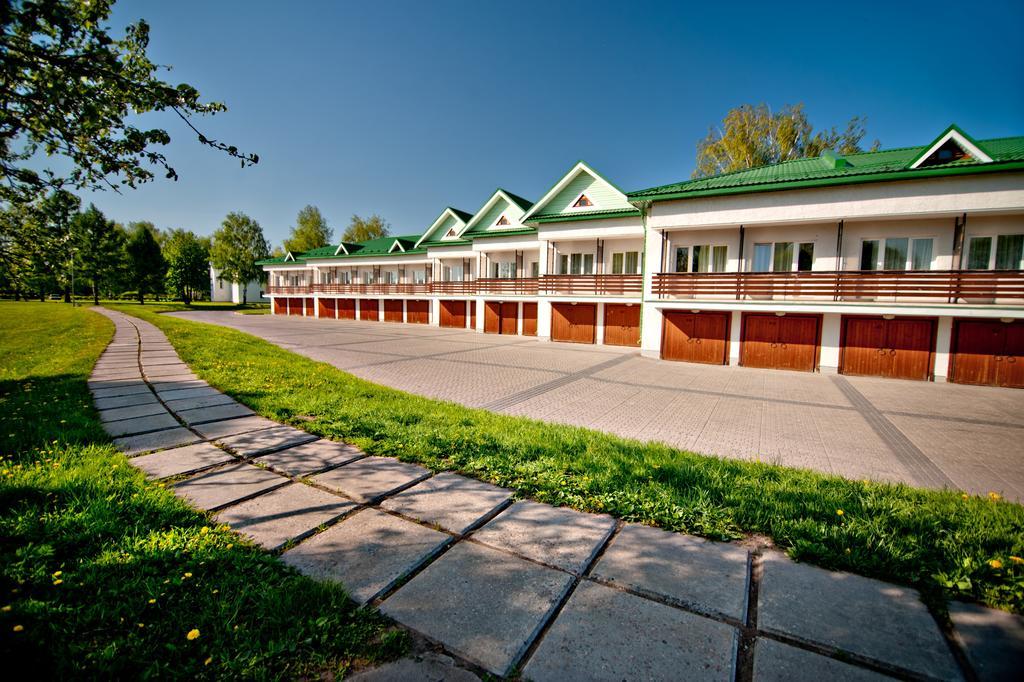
[
  {"x1": 172, "y1": 311, "x2": 1024, "y2": 501},
  {"x1": 91, "y1": 308, "x2": 1024, "y2": 681}
]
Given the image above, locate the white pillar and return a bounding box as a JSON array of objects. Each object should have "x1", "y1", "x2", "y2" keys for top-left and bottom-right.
[
  {"x1": 537, "y1": 300, "x2": 552, "y2": 341},
  {"x1": 475, "y1": 298, "x2": 485, "y2": 333},
  {"x1": 728, "y1": 311, "x2": 743, "y2": 366},
  {"x1": 516, "y1": 301, "x2": 523, "y2": 335},
  {"x1": 378, "y1": 298, "x2": 385, "y2": 322},
  {"x1": 933, "y1": 316, "x2": 954, "y2": 382},
  {"x1": 819, "y1": 313, "x2": 841, "y2": 374},
  {"x1": 314, "y1": 296, "x2": 320, "y2": 318},
  {"x1": 402, "y1": 299, "x2": 408, "y2": 324},
  {"x1": 431, "y1": 298, "x2": 441, "y2": 327},
  {"x1": 354, "y1": 298, "x2": 360, "y2": 320},
  {"x1": 271, "y1": 297, "x2": 277, "y2": 316},
  {"x1": 595, "y1": 302, "x2": 605, "y2": 345}
]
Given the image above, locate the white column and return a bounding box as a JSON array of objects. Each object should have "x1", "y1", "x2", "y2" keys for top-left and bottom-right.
[
  {"x1": 639, "y1": 302, "x2": 661, "y2": 358},
  {"x1": 378, "y1": 298, "x2": 385, "y2": 322},
  {"x1": 819, "y1": 313, "x2": 841, "y2": 374},
  {"x1": 933, "y1": 316, "x2": 954, "y2": 382},
  {"x1": 402, "y1": 300, "x2": 408, "y2": 324},
  {"x1": 314, "y1": 296, "x2": 320, "y2": 319},
  {"x1": 728, "y1": 311, "x2": 743, "y2": 366},
  {"x1": 431, "y1": 298, "x2": 441, "y2": 327},
  {"x1": 537, "y1": 300, "x2": 552, "y2": 341},
  {"x1": 516, "y1": 301, "x2": 523, "y2": 335},
  {"x1": 474, "y1": 298, "x2": 485, "y2": 333},
  {"x1": 595, "y1": 302, "x2": 605, "y2": 345},
  {"x1": 354, "y1": 298, "x2": 360, "y2": 320}
]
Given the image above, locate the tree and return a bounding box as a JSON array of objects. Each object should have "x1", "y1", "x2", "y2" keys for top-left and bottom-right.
[
  {"x1": 128, "y1": 221, "x2": 167, "y2": 247},
  {"x1": 73, "y1": 204, "x2": 125, "y2": 305},
  {"x1": 35, "y1": 190, "x2": 81, "y2": 302},
  {"x1": 342, "y1": 214, "x2": 389, "y2": 243},
  {"x1": 283, "y1": 205, "x2": 332, "y2": 254},
  {"x1": 0, "y1": 0, "x2": 257, "y2": 205},
  {"x1": 693, "y1": 104, "x2": 879, "y2": 178},
  {"x1": 125, "y1": 224, "x2": 165, "y2": 304},
  {"x1": 210, "y1": 212, "x2": 270, "y2": 304},
  {"x1": 163, "y1": 229, "x2": 210, "y2": 305}
]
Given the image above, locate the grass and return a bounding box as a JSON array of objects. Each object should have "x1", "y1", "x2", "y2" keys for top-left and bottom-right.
[
  {"x1": 0, "y1": 302, "x2": 406, "y2": 678},
  {"x1": 100, "y1": 302, "x2": 1024, "y2": 615}
]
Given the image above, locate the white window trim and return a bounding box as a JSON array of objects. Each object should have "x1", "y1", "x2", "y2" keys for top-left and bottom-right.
[
  {"x1": 750, "y1": 241, "x2": 816, "y2": 272},
  {"x1": 858, "y1": 236, "x2": 936, "y2": 271},
  {"x1": 568, "y1": 190, "x2": 598, "y2": 211},
  {"x1": 671, "y1": 243, "x2": 729, "y2": 273},
  {"x1": 610, "y1": 251, "x2": 641, "y2": 274},
  {"x1": 965, "y1": 234, "x2": 1024, "y2": 270},
  {"x1": 910, "y1": 129, "x2": 993, "y2": 169}
]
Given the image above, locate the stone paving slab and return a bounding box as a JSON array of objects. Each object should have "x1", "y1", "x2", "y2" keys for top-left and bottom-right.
[
  {"x1": 172, "y1": 461, "x2": 288, "y2": 511},
  {"x1": 162, "y1": 393, "x2": 238, "y2": 411},
  {"x1": 591, "y1": 523, "x2": 749, "y2": 620},
  {"x1": 97, "y1": 402, "x2": 169, "y2": 423},
  {"x1": 156, "y1": 386, "x2": 222, "y2": 401},
  {"x1": 757, "y1": 552, "x2": 961, "y2": 680},
  {"x1": 90, "y1": 369, "x2": 143, "y2": 381},
  {"x1": 254, "y1": 439, "x2": 365, "y2": 476},
  {"x1": 348, "y1": 653, "x2": 481, "y2": 682},
  {"x1": 139, "y1": 356, "x2": 186, "y2": 366},
  {"x1": 471, "y1": 500, "x2": 616, "y2": 573},
  {"x1": 215, "y1": 482, "x2": 356, "y2": 551},
  {"x1": 191, "y1": 415, "x2": 280, "y2": 439},
  {"x1": 129, "y1": 442, "x2": 236, "y2": 479},
  {"x1": 381, "y1": 472, "x2": 512, "y2": 534},
  {"x1": 311, "y1": 457, "x2": 431, "y2": 503},
  {"x1": 176, "y1": 402, "x2": 254, "y2": 425},
  {"x1": 949, "y1": 601, "x2": 1024, "y2": 681},
  {"x1": 101, "y1": 412, "x2": 179, "y2": 437},
  {"x1": 94, "y1": 392, "x2": 160, "y2": 410},
  {"x1": 523, "y1": 580, "x2": 737, "y2": 682},
  {"x1": 143, "y1": 364, "x2": 192, "y2": 377},
  {"x1": 91, "y1": 383, "x2": 153, "y2": 399},
  {"x1": 752, "y1": 638, "x2": 895, "y2": 682},
  {"x1": 114, "y1": 427, "x2": 201, "y2": 456},
  {"x1": 381, "y1": 541, "x2": 574, "y2": 676},
  {"x1": 217, "y1": 425, "x2": 320, "y2": 457},
  {"x1": 282, "y1": 508, "x2": 450, "y2": 604},
  {"x1": 149, "y1": 376, "x2": 202, "y2": 389}
]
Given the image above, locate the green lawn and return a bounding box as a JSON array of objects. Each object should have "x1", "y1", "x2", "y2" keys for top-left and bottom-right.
[
  {"x1": 0, "y1": 302, "x2": 405, "y2": 678},
  {"x1": 103, "y1": 302, "x2": 1024, "y2": 615}
]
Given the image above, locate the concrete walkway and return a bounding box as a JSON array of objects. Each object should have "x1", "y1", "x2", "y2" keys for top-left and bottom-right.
[
  {"x1": 171, "y1": 311, "x2": 1024, "y2": 502},
  {"x1": 90, "y1": 308, "x2": 1024, "y2": 681}
]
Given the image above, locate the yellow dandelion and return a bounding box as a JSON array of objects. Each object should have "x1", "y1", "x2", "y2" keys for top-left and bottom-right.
[
  {"x1": 1, "y1": 605, "x2": 10, "y2": 612},
  {"x1": 226, "y1": 544, "x2": 233, "y2": 550},
  {"x1": 52, "y1": 579, "x2": 63, "y2": 586},
  {"x1": 988, "y1": 491, "x2": 1002, "y2": 501},
  {"x1": 52, "y1": 571, "x2": 62, "y2": 578},
  {"x1": 138, "y1": 623, "x2": 145, "y2": 628},
  {"x1": 200, "y1": 527, "x2": 210, "y2": 535},
  {"x1": 186, "y1": 628, "x2": 200, "y2": 641},
  {"x1": 211, "y1": 589, "x2": 219, "y2": 595},
  {"x1": 836, "y1": 509, "x2": 845, "y2": 516},
  {"x1": 148, "y1": 598, "x2": 156, "y2": 604},
  {"x1": 989, "y1": 559, "x2": 1003, "y2": 569},
  {"x1": 1010, "y1": 556, "x2": 1024, "y2": 564},
  {"x1": 183, "y1": 572, "x2": 192, "y2": 579},
  {"x1": 205, "y1": 657, "x2": 213, "y2": 666},
  {"x1": 13, "y1": 625, "x2": 23, "y2": 632},
  {"x1": 961, "y1": 493, "x2": 969, "y2": 500}
]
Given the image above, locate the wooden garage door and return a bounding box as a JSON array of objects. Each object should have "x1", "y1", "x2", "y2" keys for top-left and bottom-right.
[
  {"x1": 407, "y1": 300, "x2": 429, "y2": 324},
  {"x1": 273, "y1": 298, "x2": 286, "y2": 315},
  {"x1": 470, "y1": 301, "x2": 477, "y2": 330},
  {"x1": 952, "y1": 319, "x2": 1024, "y2": 388},
  {"x1": 522, "y1": 302, "x2": 538, "y2": 336},
  {"x1": 661, "y1": 312, "x2": 729, "y2": 364},
  {"x1": 551, "y1": 303, "x2": 596, "y2": 344},
  {"x1": 440, "y1": 300, "x2": 466, "y2": 328},
  {"x1": 303, "y1": 298, "x2": 315, "y2": 316},
  {"x1": 288, "y1": 298, "x2": 304, "y2": 316},
  {"x1": 337, "y1": 298, "x2": 356, "y2": 320},
  {"x1": 841, "y1": 317, "x2": 934, "y2": 381},
  {"x1": 484, "y1": 302, "x2": 500, "y2": 334},
  {"x1": 359, "y1": 299, "x2": 379, "y2": 321},
  {"x1": 383, "y1": 300, "x2": 404, "y2": 322},
  {"x1": 318, "y1": 297, "x2": 337, "y2": 320},
  {"x1": 500, "y1": 302, "x2": 518, "y2": 335},
  {"x1": 741, "y1": 314, "x2": 820, "y2": 372},
  {"x1": 604, "y1": 304, "x2": 641, "y2": 347}
]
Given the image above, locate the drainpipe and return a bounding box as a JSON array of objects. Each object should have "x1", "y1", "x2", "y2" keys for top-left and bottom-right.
[
  {"x1": 736, "y1": 225, "x2": 745, "y2": 300},
  {"x1": 834, "y1": 220, "x2": 844, "y2": 301}
]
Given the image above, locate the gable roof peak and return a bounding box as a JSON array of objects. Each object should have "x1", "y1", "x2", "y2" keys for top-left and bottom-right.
[{"x1": 909, "y1": 123, "x2": 993, "y2": 169}]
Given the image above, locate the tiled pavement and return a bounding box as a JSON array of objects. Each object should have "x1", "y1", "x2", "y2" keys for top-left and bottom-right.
[
  {"x1": 170, "y1": 311, "x2": 1024, "y2": 502},
  {"x1": 91, "y1": 308, "x2": 1024, "y2": 681}
]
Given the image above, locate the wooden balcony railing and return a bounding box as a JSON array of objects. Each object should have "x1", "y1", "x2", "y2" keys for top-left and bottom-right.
[
  {"x1": 266, "y1": 285, "x2": 312, "y2": 295},
  {"x1": 652, "y1": 270, "x2": 1024, "y2": 303},
  {"x1": 429, "y1": 281, "x2": 477, "y2": 295},
  {"x1": 312, "y1": 283, "x2": 431, "y2": 295},
  {"x1": 539, "y1": 274, "x2": 643, "y2": 296},
  {"x1": 474, "y1": 278, "x2": 539, "y2": 295}
]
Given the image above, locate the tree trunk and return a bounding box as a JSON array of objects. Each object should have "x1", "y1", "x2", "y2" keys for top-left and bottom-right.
[
  {"x1": 63, "y1": 285, "x2": 71, "y2": 304},
  {"x1": 138, "y1": 288, "x2": 144, "y2": 305},
  {"x1": 39, "y1": 286, "x2": 45, "y2": 302},
  {"x1": 241, "y1": 284, "x2": 247, "y2": 305},
  {"x1": 93, "y1": 281, "x2": 99, "y2": 306}
]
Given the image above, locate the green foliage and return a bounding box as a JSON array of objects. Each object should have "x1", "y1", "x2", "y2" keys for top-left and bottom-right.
[
  {"x1": 0, "y1": 0, "x2": 256, "y2": 204},
  {"x1": 342, "y1": 214, "x2": 390, "y2": 243},
  {"x1": 209, "y1": 212, "x2": 270, "y2": 304},
  {"x1": 112, "y1": 303, "x2": 1024, "y2": 614},
  {"x1": 125, "y1": 225, "x2": 166, "y2": 304},
  {"x1": 0, "y1": 302, "x2": 405, "y2": 677},
  {"x1": 72, "y1": 204, "x2": 126, "y2": 304},
  {"x1": 163, "y1": 230, "x2": 211, "y2": 304},
  {"x1": 283, "y1": 205, "x2": 332, "y2": 254},
  {"x1": 694, "y1": 103, "x2": 880, "y2": 178}
]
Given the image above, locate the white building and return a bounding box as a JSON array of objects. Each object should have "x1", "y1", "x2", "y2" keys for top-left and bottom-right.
[{"x1": 209, "y1": 265, "x2": 267, "y2": 304}]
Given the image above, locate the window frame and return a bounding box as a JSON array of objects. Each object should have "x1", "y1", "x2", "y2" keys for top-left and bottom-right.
[
  {"x1": 860, "y1": 236, "x2": 936, "y2": 271},
  {"x1": 966, "y1": 234, "x2": 1024, "y2": 270}
]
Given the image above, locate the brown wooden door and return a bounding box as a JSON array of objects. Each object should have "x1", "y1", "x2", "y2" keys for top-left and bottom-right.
[
  {"x1": 841, "y1": 317, "x2": 887, "y2": 378},
  {"x1": 887, "y1": 319, "x2": 935, "y2": 381},
  {"x1": 604, "y1": 304, "x2": 641, "y2": 347},
  {"x1": 383, "y1": 300, "x2": 404, "y2": 322},
  {"x1": 551, "y1": 303, "x2": 596, "y2": 344},
  {"x1": 500, "y1": 302, "x2": 519, "y2": 335},
  {"x1": 318, "y1": 298, "x2": 336, "y2": 319},
  {"x1": 953, "y1": 320, "x2": 1024, "y2": 388},
  {"x1": 741, "y1": 314, "x2": 819, "y2": 372},
  {"x1": 337, "y1": 298, "x2": 355, "y2": 320},
  {"x1": 470, "y1": 301, "x2": 477, "y2": 330},
  {"x1": 484, "y1": 302, "x2": 501, "y2": 334},
  {"x1": 522, "y1": 302, "x2": 538, "y2": 336},
  {"x1": 273, "y1": 298, "x2": 285, "y2": 315},
  {"x1": 440, "y1": 300, "x2": 466, "y2": 328},
  {"x1": 407, "y1": 300, "x2": 429, "y2": 324},
  {"x1": 359, "y1": 299, "x2": 379, "y2": 321},
  {"x1": 288, "y1": 298, "x2": 303, "y2": 316},
  {"x1": 661, "y1": 312, "x2": 728, "y2": 364},
  {"x1": 304, "y1": 298, "x2": 315, "y2": 316}
]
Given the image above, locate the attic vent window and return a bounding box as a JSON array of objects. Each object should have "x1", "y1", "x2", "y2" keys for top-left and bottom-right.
[
  {"x1": 496, "y1": 215, "x2": 510, "y2": 226},
  {"x1": 445, "y1": 228, "x2": 458, "y2": 237},
  {"x1": 919, "y1": 138, "x2": 971, "y2": 167},
  {"x1": 572, "y1": 194, "x2": 594, "y2": 208}
]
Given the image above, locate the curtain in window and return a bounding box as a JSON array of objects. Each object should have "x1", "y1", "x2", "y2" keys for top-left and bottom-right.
[
  {"x1": 995, "y1": 234, "x2": 1024, "y2": 270},
  {"x1": 967, "y1": 238, "x2": 991, "y2": 270},
  {"x1": 611, "y1": 253, "x2": 624, "y2": 274},
  {"x1": 860, "y1": 240, "x2": 879, "y2": 270},
  {"x1": 798, "y1": 243, "x2": 814, "y2": 271},
  {"x1": 883, "y1": 238, "x2": 908, "y2": 270},
  {"x1": 712, "y1": 246, "x2": 727, "y2": 272},
  {"x1": 570, "y1": 253, "x2": 582, "y2": 275},
  {"x1": 625, "y1": 252, "x2": 639, "y2": 273},
  {"x1": 675, "y1": 247, "x2": 688, "y2": 273},
  {"x1": 692, "y1": 245, "x2": 708, "y2": 272},
  {"x1": 530, "y1": 262, "x2": 539, "y2": 278},
  {"x1": 773, "y1": 242, "x2": 793, "y2": 272},
  {"x1": 911, "y1": 239, "x2": 933, "y2": 271},
  {"x1": 559, "y1": 255, "x2": 569, "y2": 274},
  {"x1": 583, "y1": 254, "x2": 594, "y2": 274},
  {"x1": 752, "y1": 244, "x2": 771, "y2": 272}
]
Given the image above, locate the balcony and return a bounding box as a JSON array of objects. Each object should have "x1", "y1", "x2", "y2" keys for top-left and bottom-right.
[
  {"x1": 539, "y1": 274, "x2": 643, "y2": 296},
  {"x1": 651, "y1": 270, "x2": 1024, "y2": 304},
  {"x1": 313, "y1": 283, "x2": 431, "y2": 295},
  {"x1": 431, "y1": 278, "x2": 539, "y2": 295}
]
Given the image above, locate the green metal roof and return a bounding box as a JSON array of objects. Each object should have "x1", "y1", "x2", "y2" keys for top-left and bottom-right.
[
  {"x1": 628, "y1": 129, "x2": 1024, "y2": 203},
  {"x1": 529, "y1": 207, "x2": 641, "y2": 224},
  {"x1": 260, "y1": 234, "x2": 427, "y2": 265}
]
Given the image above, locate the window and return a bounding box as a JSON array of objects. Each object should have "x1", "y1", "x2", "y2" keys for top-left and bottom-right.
[
  {"x1": 967, "y1": 237, "x2": 991, "y2": 270},
  {"x1": 753, "y1": 241, "x2": 812, "y2": 272},
  {"x1": 340, "y1": 271, "x2": 351, "y2": 284},
  {"x1": 572, "y1": 194, "x2": 593, "y2": 208},
  {"x1": 443, "y1": 264, "x2": 463, "y2": 281},
  {"x1": 995, "y1": 235, "x2": 1024, "y2": 270},
  {"x1": 363, "y1": 270, "x2": 376, "y2": 284},
  {"x1": 492, "y1": 261, "x2": 515, "y2": 278},
  {"x1": 530, "y1": 261, "x2": 539, "y2": 277},
  {"x1": 773, "y1": 242, "x2": 794, "y2": 272},
  {"x1": 559, "y1": 254, "x2": 569, "y2": 274},
  {"x1": 567, "y1": 252, "x2": 594, "y2": 274},
  {"x1": 384, "y1": 271, "x2": 398, "y2": 284},
  {"x1": 798, "y1": 242, "x2": 814, "y2": 271},
  {"x1": 496, "y1": 215, "x2": 510, "y2": 226},
  {"x1": 753, "y1": 244, "x2": 771, "y2": 272},
  {"x1": 860, "y1": 240, "x2": 880, "y2": 270},
  {"x1": 675, "y1": 247, "x2": 689, "y2": 273},
  {"x1": 862, "y1": 237, "x2": 934, "y2": 271},
  {"x1": 611, "y1": 251, "x2": 640, "y2": 274},
  {"x1": 445, "y1": 228, "x2": 458, "y2": 238},
  {"x1": 413, "y1": 270, "x2": 426, "y2": 284},
  {"x1": 612, "y1": 253, "x2": 623, "y2": 274},
  {"x1": 690, "y1": 244, "x2": 727, "y2": 272},
  {"x1": 883, "y1": 238, "x2": 908, "y2": 270},
  {"x1": 910, "y1": 239, "x2": 933, "y2": 270}
]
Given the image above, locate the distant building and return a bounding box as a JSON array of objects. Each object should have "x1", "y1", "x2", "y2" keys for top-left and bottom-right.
[{"x1": 209, "y1": 265, "x2": 266, "y2": 304}]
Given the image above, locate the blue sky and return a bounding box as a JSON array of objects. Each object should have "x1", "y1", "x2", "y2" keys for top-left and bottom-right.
[{"x1": 79, "y1": 0, "x2": 1024, "y2": 247}]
